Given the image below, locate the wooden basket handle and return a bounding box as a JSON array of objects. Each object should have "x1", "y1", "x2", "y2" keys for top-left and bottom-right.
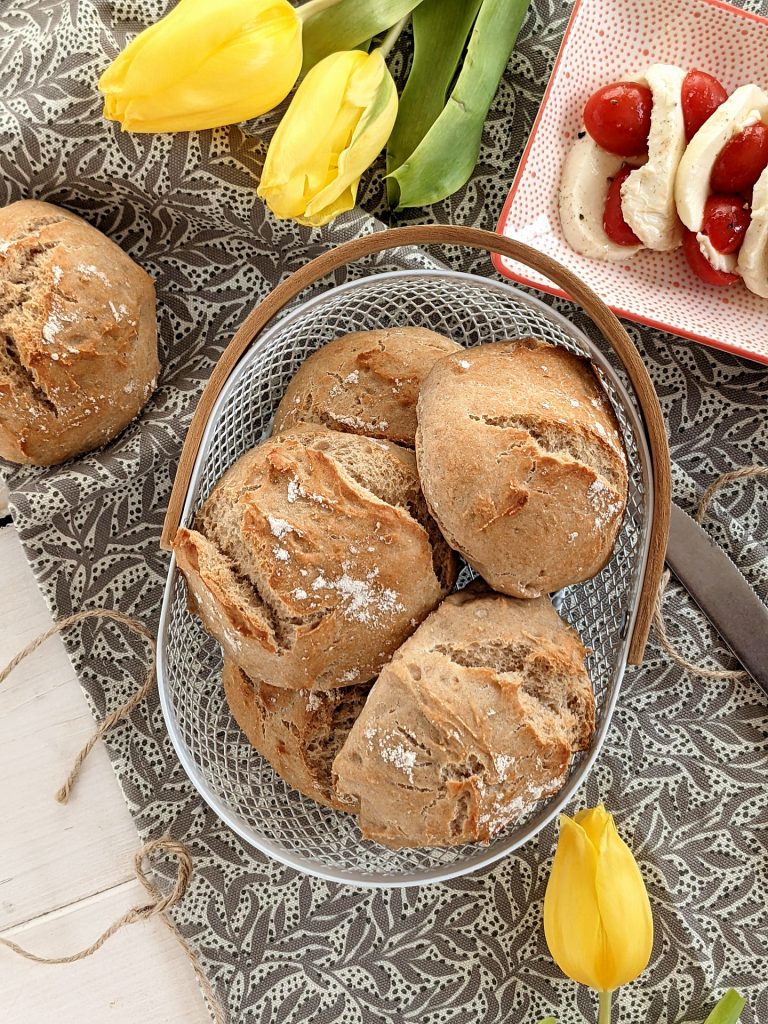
[{"x1": 161, "y1": 224, "x2": 670, "y2": 666}]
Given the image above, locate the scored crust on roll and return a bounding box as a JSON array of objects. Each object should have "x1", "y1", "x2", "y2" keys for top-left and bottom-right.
[
  {"x1": 415, "y1": 338, "x2": 628, "y2": 598},
  {"x1": 333, "y1": 583, "x2": 595, "y2": 849},
  {"x1": 174, "y1": 424, "x2": 458, "y2": 691},
  {"x1": 222, "y1": 658, "x2": 370, "y2": 812},
  {"x1": 272, "y1": 327, "x2": 462, "y2": 448},
  {"x1": 0, "y1": 199, "x2": 159, "y2": 465}
]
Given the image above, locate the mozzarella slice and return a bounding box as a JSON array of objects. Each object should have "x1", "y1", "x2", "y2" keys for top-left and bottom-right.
[
  {"x1": 621, "y1": 65, "x2": 686, "y2": 251},
  {"x1": 559, "y1": 135, "x2": 644, "y2": 262},
  {"x1": 738, "y1": 163, "x2": 768, "y2": 296},
  {"x1": 675, "y1": 83, "x2": 768, "y2": 231},
  {"x1": 696, "y1": 232, "x2": 738, "y2": 274}
]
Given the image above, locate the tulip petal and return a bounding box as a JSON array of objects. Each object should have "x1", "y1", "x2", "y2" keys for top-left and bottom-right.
[
  {"x1": 262, "y1": 51, "x2": 364, "y2": 181},
  {"x1": 544, "y1": 815, "x2": 607, "y2": 991},
  {"x1": 305, "y1": 52, "x2": 397, "y2": 217},
  {"x1": 575, "y1": 804, "x2": 611, "y2": 851},
  {"x1": 593, "y1": 814, "x2": 654, "y2": 989},
  {"x1": 99, "y1": 0, "x2": 301, "y2": 132},
  {"x1": 258, "y1": 50, "x2": 365, "y2": 219},
  {"x1": 98, "y1": 15, "x2": 170, "y2": 92},
  {"x1": 298, "y1": 183, "x2": 358, "y2": 227},
  {"x1": 258, "y1": 48, "x2": 397, "y2": 227}
]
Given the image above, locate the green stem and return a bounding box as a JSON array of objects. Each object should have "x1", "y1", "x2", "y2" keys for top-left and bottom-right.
[
  {"x1": 297, "y1": 0, "x2": 343, "y2": 23},
  {"x1": 378, "y1": 15, "x2": 409, "y2": 58},
  {"x1": 599, "y1": 990, "x2": 613, "y2": 1024}
]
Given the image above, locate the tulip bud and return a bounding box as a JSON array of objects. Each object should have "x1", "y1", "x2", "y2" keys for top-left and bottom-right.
[
  {"x1": 257, "y1": 48, "x2": 398, "y2": 227},
  {"x1": 544, "y1": 805, "x2": 653, "y2": 994},
  {"x1": 98, "y1": 0, "x2": 302, "y2": 133}
]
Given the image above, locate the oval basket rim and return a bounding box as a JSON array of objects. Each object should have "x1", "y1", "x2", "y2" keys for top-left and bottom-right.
[{"x1": 157, "y1": 267, "x2": 654, "y2": 888}]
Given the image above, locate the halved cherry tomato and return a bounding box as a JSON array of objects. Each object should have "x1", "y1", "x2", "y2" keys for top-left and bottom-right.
[
  {"x1": 710, "y1": 123, "x2": 768, "y2": 193},
  {"x1": 682, "y1": 228, "x2": 739, "y2": 286},
  {"x1": 603, "y1": 165, "x2": 641, "y2": 246},
  {"x1": 701, "y1": 195, "x2": 751, "y2": 254},
  {"x1": 681, "y1": 70, "x2": 728, "y2": 141},
  {"x1": 584, "y1": 83, "x2": 653, "y2": 157}
]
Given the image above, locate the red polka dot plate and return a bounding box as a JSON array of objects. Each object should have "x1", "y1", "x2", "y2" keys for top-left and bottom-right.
[{"x1": 494, "y1": 0, "x2": 768, "y2": 366}]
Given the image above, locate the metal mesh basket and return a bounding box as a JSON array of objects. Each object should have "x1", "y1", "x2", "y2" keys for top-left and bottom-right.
[{"x1": 158, "y1": 230, "x2": 667, "y2": 888}]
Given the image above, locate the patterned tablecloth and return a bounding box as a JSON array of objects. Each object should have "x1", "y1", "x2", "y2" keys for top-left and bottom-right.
[{"x1": 1, "y1": 2, "x2": 767, "y2": 1021}]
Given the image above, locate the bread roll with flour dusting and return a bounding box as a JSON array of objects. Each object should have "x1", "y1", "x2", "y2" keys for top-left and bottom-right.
[
  {"x1": 273, "y1": 326, "x2": 461, "y2": 448},
  {"x1": 0, "y1": 199, "x2": 158, "y2": 465},
  {"x1": 333, "y1": 583, "x2": 594, "y2": 848},
  {"x1": 416, "y1": 338, "x2": 628, "y2": 598},
  {"x1": 174, "y1": 424, "x2": 457, "y2": 691},
  {"x1": 222, "y1": 658, "x2": 370, "y2": 811}
]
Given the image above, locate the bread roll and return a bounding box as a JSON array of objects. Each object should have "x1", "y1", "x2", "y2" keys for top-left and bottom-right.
[
  {"x1": 222, "y1": 658, "x2": 369, "y2": 811},
  {"x1": 0, "y1": 199, "x2": 159, "y2": 465},
  {"x1": 416, "y1": 338, "x2": 628, "y2": 597},
  {"x1": 272, "y1": 327, "x2": 461, "y2": 448},
  {"x1": 333, "y1": 584, "x2": 594, "y2": 849},
  {"x1": 174, "y1": 424, "x2": 457, "y2": 691}
]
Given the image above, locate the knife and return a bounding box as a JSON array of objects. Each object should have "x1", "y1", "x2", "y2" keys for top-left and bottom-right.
[{"x1": 665, "y1": 501, "x2": 768, "y2": 697}]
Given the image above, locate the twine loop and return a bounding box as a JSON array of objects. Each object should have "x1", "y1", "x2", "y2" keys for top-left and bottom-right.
[
  {"x1": 652, "y1": 464, "x2": 768, "y2": 680},
  {"x1": 0, "y1": 836, "x2": 192, "y2": 966},
  {"x1": 134, "y1": 837, "x2": 194, "y2": 917}
]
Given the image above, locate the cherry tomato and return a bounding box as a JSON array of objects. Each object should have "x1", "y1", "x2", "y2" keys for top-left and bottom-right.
[
  {"x1": 682, "y1": 228, "x2": 739, "y2": 286},
  {"x1": 701, "y1": 195, "x2": 751, "y2": 254},
  {"x1": 584, "y1": 82, "x2": 653, "y2": 156},
  {"x1": 710, "y1": 123, "x2": 768, "y2": 193},
  {"x1": 681, "y1": 70, "x2": 728, "y2": 141},
  {"x1": 603, "y1": 165, "x2": 641, "y2": 246}
]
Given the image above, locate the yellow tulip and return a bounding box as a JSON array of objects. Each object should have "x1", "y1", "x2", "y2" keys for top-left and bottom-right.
[
  {"x1": 257, "y1": 48, "x2": 398, "y2": 227},
  {"x1": 544, "y1": 805, "x2": 653, "y2": 995},
  {"x1": 98, "y1": 0, "x2": 302, "y2": 133}
]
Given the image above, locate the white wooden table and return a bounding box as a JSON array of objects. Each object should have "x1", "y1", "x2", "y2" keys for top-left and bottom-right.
[{"x1": 0, "y1": 503, "x2": 210, "y2": 1023}]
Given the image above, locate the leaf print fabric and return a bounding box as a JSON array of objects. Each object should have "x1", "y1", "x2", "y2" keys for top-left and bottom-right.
[{"x1": 1, "y1": 2, "x2": 767, "y2": 1022}]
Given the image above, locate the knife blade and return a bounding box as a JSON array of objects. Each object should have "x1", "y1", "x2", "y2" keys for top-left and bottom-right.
[{"x1": 665, "y1": 501, "x2": 768, "y2": 696}]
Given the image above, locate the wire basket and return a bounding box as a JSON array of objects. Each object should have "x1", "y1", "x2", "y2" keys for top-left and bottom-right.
[{"x1": 158, "y1": 227, "x2": 670, "y2": 888}]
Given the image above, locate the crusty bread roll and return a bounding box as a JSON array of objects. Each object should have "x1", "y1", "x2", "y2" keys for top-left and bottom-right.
[
  {"x1": 333, "y1": 583, "x2": 594, "y2": 849},
  {"x1": 416, "y1": 338, "x2": 628, "y2": 598},
  {"x1": 174, "y1": 424, "x2": 457, "y2": 691},
  {"x1": 222, "y1": 658, "x2": 369, "y2": 811},
  {"x1": 0, "y1": 199, "x2": 159, "y2": 465},
  {"x1": 272, "y1": 327, "x2": 461, "y2": 448}
]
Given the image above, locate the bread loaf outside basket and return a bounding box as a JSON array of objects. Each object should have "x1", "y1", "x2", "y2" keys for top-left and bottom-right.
[{"x1": 157, "y1": 225, "x2": 671, "y2": 887}]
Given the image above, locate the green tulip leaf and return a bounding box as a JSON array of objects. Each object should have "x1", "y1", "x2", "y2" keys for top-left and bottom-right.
[
  {"x1": 301, "y1": 0, "x2": 425, "y2": 73},
  {"x1": 703, "y1": 990, "x2": 747, "y2": 1024},
  {"x1": 388, "y1": 0, "x2": 530, "y2": 209},
  {"x1": 386, "y1": 0, "x2": 483, "y2": 205}
]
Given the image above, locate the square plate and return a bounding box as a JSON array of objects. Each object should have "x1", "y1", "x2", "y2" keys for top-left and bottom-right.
[{"x1": 494, "y1": 0, "x2": 768, "y2": 366}]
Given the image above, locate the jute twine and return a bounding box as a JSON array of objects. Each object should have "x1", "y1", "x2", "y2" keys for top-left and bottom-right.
[
  {"x1": 0, "y1": 608, "x2": 226, "y2": 1024},
  {"x1": 652, "y1": 465, "x2": 768, "y2": 680}
]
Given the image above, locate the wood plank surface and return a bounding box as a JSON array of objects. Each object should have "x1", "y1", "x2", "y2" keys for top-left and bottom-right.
[
  {"x1": 0, "y1": 523, "x2": 210, "y2": 1023},
  {"x1": 1, "y1": 880, "x2": 211, "y2": 1023},
  {"x1": 0, "y1": 525, "x2": 139, "y2": 929}
]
